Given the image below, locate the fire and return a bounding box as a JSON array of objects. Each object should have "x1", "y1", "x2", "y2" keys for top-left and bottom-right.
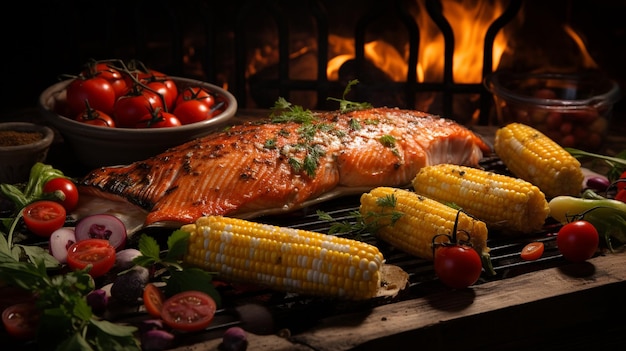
[{"x1": 326, "y1": 0, "x2": 511, "y2": 84}]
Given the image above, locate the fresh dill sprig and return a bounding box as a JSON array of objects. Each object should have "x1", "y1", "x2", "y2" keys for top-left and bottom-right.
[
  {"x1": 270, "y1": 97, "x2": 317, "y2": 124},
  {"x1": 327, "y1": 79, "x2": 373, "y2": 113},
  {"x1": 317, "y1": 194, "x2": 404, "y2": 236}
]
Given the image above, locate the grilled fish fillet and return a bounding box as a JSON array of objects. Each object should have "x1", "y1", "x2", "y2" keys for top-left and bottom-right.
[{"x1": 78, "y1": 107, "x2": 491, "y2": 227}]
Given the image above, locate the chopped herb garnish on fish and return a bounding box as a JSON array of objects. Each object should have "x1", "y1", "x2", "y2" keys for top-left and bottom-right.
[
  {"x1": 379, "y1": 134, "x2": 396, "y2": 147},
  {"x1": 264, "y1": 137, "x2": 278, "y2": 149},
  {"x1": 270, "y1": 97, "x2": 317, "y2": 124}
]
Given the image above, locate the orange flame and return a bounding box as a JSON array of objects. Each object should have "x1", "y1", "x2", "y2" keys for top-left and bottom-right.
[{"x1": 327, "y1": 0, "x2": 511, "y2": 83}]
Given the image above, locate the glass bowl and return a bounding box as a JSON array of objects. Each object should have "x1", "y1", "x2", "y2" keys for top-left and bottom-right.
[{"x1": 484, "y1": 71, "x2": 621, "y2": 151}]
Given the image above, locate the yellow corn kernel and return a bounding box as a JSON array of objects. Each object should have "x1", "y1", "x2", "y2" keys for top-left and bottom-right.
[
  {"x1": 495, "y1": 122, "x2": 584, "y2": 198},
  {"x1": 181, "y1": 215, "x2": 384, "y2": 300},
  {"x1": 359, "y1": 186, "x2": 489, "y2": 261},
  {"x1": 412, "y1": 164, "x2": 550, "y2": 234}
]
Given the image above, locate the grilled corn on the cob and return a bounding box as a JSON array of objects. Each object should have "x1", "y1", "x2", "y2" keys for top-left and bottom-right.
[
  {"x1": 359, "y1": 186, "x2": 489, "y2": 261},
  {"x1": 182, "y1": 215, "x2": 385, "y2": 300},
  {"x1": 412, "y1": 164, "x2": 550, "y2": 234},
  {"x1": 494, "y1": 123, "x2": 584, "y2": 198}
]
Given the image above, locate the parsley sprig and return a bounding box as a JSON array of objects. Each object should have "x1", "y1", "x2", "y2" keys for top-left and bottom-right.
[{"x1": 0, "y1": 252, "x2": 139, "y2": 350}]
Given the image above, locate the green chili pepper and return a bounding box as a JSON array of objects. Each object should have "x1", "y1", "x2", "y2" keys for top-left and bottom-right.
[
  {"x1": 549, "y1": 194, "x2": 626, "y2": 251},
  {"x1": 0, "y1": 162, "x2": 66, "y2": 210}
]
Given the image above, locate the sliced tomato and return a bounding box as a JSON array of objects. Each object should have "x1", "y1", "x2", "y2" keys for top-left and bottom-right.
[
  {"x1": 520, "y1": 242, "x2": 544, "y2": 261},
  {"x1": 22, "y1": 200, "x2": 67, "y2": 237},
  {"x1": 1, "y1": 302, "x2": 40, "y2": 340},
  {"x1": 161, "y1": 291, "x2": 216, "y2": 332},
  {"x1": 66, "y1": 239, "x2": 116, "y2": 278},
  {"x1": 143, "y1": 283, "x2": 165, "y2": 318}
]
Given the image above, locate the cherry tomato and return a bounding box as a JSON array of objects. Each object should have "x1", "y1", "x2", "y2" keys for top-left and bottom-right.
[
  {"x1": 66, "y1": 239, "x2": 116, "y2": 278},
  {"x1": 114, "y1": 87, "x2": 163, "y2": 128},
  {"x1": 173, "y1": 99, "x2": 212, "y2": 125},
  {"x1": 161, "y1": 291, "x2": 217, "y2": 331},
  {"x1": 22, "y1": 200, "x2": 67, "y2": 237},
  {"x1": 1, "y1": 302, "x2": 40, "y2": 340},
  {"x1": 75, "y1": 104, "x2": 116, "y2": 128},
  {"x1": 146, "y1": 80, "x2": 177, "y2": 111},
  {"x1": 43, "y1": 177, "x2": 79, "y2": 212},
  {"x1": 520, "y1": 242, "x2": 544, "y2": 261},
  {"x1": 556, "y1": 220, "x2": 599, "y2": 262},
  {"x1": 615, "y1": 189, "x2": 626, "y2": 203},
  {"x1": 175, "y1": 86, "x2": 215, "y2": 109},
  {"x1": 136, "y1": 108, "x2": 182, "y2": 128},
  {"x1": 65, "y1": 76, "x2": 116, "y2": 117},
  {"x1": 81, "y1": 61, "x2": 128, "y2": 98},
  {"x1": 143, "y1": 283, "x2": 165, "y2": 318},
  {"x1": 433, "y1": 245, "x2": 482, "y2": 289}
]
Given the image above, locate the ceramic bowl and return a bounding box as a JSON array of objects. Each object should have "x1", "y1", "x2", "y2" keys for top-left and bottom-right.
[
  {"x1": 0, "y1": 122, "x2": 55, "y2": 184},
  {"x1": 484, "y1": 71, "x2": 621, "y2": 151},
  {"x1": 39, "y1": 76, "x2": 237, "y2": 168}
]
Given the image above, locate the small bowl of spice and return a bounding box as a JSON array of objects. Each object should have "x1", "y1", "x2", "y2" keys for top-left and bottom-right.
[{"x1": 0, "y1": 122, "x2": 55, "y2": 184}]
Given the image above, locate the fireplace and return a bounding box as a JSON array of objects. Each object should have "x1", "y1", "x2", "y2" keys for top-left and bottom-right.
[{"x1": 1, "y1": 0, "x2": 624, "y2": 127}]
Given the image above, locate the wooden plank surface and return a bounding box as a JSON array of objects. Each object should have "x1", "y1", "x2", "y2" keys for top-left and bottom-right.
[{"x1": 171, "y1": 249, "x2": 626, "y2": 351}]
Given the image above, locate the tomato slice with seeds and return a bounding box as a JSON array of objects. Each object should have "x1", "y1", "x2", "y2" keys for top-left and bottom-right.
[
  {"x1": 143, "y1": 283, "x2": 165, "y2": 318},
  {"x1": 161, "y1": 291, "x2": 216, "y2": 332},
  {"x1": 520, "y1": 242, "x2": 544, "y2": 261},
  {"x1": 22, "y1": 200, "x2": 67, "y2": 237},
  {"x1": 66, "y1": 239, "x2": 116, "y2": 278}
]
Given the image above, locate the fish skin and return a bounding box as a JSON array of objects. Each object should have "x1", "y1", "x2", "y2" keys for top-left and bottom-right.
[{"x1": 78, "y1": 107, "x2": 491, "y2": 226}]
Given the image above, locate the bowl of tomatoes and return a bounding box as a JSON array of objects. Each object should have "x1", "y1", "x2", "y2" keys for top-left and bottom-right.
[{"x1": 38, "y1": 61, "x2": 237, "y2": 168}]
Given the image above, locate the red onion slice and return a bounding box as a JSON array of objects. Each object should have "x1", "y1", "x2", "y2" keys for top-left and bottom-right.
[{"x1": 75, "y1": 214, "x2": 127, "y2": 251}]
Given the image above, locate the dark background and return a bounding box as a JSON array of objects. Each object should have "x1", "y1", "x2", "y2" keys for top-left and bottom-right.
[{"x1": 1, "y1": 0, "x2": 625, "y2": 124}]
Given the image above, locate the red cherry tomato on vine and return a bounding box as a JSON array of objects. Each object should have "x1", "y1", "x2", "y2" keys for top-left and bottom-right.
[
  {"x1": 556, "y1": 220, "x2": 599, "y2": 262},
  {"x1": 66, "y1": 239, "x2": 116, "y2": 278},
  {"x1": 1, "y1": 302, "x2": 40, "y2": 340},
  {"x1": 146, "y1": 80, "x2": 177, "y2": 111},
  {"x1": 520, "y1": 242, "x2": 544, "y2": 261},
  {"x1": 81, "y1": 61, "x2": 128, "y2": 98},
  {"x1": 43, "y1": 177, "x2": 79, "y2": 212},
  {"x1": 75, "y1": 101, "x2": 116, "y2": 128},
  {"x1": 65, "y1": 77, "x2": 116, "y2": 116},
  {"x1": 22, "y1": 200, "x2": 67, "y2": 237},
  {"x1": 175, "y1": 86, "x2": 215, "y2": 109},
  {"x1": 114, "y1": 89, "x2": 163, "y2": 128},
  {"x1": 136, "y1": 108, "x2": 181, "y2": 128},
  {"x1": 433, "y1": 245, "x2": 482, "y2": 289},
  {"x1": 161, "y1": 291, "x2": 216, "y2": 331},
  {"x1": 174, "y1": 99, "x2": 212, "y2": 125}
]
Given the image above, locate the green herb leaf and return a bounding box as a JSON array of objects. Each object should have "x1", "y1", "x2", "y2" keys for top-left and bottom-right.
[
  {"x1": 327, "y1": 79, "x2": 373, "y2": 112},
  {"x1": 137, "y1": 234, "x2": 161, "y2": 261},
  {"x1": 165, "y1": 229, "x2": 190, "y2": 260}
]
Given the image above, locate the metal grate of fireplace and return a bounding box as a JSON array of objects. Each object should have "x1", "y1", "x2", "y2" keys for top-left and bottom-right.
[{"x1": 231, "y1": 0, "x2": 523, "y2": 124}]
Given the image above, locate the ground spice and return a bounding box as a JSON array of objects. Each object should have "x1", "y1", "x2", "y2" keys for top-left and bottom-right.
[{"x1": 0, "y1": 130, "x2": 44, "y2": 146}]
